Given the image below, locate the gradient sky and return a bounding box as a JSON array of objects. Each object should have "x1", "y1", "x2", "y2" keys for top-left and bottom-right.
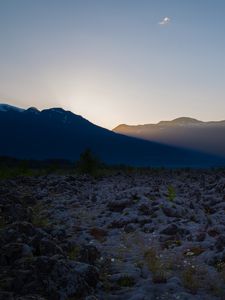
[{"x1": 0, "y1": 0, "x2": 225, "y2": 129}]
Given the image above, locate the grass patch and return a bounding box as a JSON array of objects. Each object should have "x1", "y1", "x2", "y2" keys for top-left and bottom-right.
[
  {"x1": 117, "y1": 275, "x2": 135, "y2": 287},
  {"x1": 181, "y1": 265, "x2": 201, "y2": 294},
  {"x1": 180, "y1": 262, "x2": 216, "y2": 295},
  {"x1": 144, "y1": 248, "x2": 168, "y2": 283},
  {"x1": 67, "y1": 245, "x2": 81, "y2": 260},
  {"x1": 31, "y1": 203, "x2": 49, "y2": 228},
  {"x1": 163, "y1": 239, "x2": 181, "y2": 249}
]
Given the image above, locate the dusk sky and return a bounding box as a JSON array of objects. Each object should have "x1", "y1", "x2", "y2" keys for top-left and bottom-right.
[{"x1": 0, "y1": 0, "x2": 225, "y2": 129}]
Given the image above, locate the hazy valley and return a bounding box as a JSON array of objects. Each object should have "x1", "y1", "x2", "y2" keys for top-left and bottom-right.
[{"x1": 113, "y1": 117, "x2": 225, "y2": 158}]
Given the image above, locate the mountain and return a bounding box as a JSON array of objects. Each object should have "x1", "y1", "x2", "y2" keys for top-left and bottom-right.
[
  {"x1": 0, "y1": 103, "x2": 25, "y2": 112},
  {"x1": 113, "y1": 117, "x2": 225, "y2": 158},
  {"x1": 0, "y1": 105, "x2": 223, "y2": 167}
]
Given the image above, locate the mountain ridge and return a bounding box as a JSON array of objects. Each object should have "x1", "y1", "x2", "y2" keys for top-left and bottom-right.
[
  {"x1": 113, "y1": 117, "x2": 225, "y2": 157},
  {"x1": 0, "y1": 104, "x2": 224, "y2": 167},
  {"x1": 114, "y1": 117, "x2": 225, "y2": 130}
]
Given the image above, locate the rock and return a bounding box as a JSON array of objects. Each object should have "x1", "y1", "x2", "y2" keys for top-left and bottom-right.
[
  {"x1": 160, "y1": 224, "x2": 179, "y2": 235},
  {"x1": 129, "y1": 294, "x2": 148, "y2": 300},
  {"x1": 195, "y1": 232, "x2": 206, "y2": 242},
  {"x1": 50, "y1": 228, "x2": 66, "y2": 239},
  {"x1": 0, "y1": 222, "x2": 41, "y2": 248},
  {"x1": 12, "y1": 269, "x2": 35, "y2": 294},
  {"x1": 38, "y1": 238, "x2": 64, "y2": 256},
  {"x1": 73, "y1": 261, "x2": 99, "y2": 287},
  {"x1": 109, "y1": 216, "x2": 138, "y2": 229},
  {"x1": 189, "y1": 201, "x2": 195, "y2": 209},
  {"x1": 138, "y1": 216, "x2": 152, "y2": 226},
  {"x1": 6, "y1": 203, "x2": 29, "y2": 221},
  {"x1": 0, "y1": 276, "x2": 14, "y2": 291},
  {"x1": 0, "y1": 243, "x2": 33, "y2": 266},
  {"x1": 13, "y1": 222, "x2": 37, "y2": 237},
  {"x1": 205, "y1": 251, "x2": 223, "y2": 266},
  {"x1": 89, "y1": 227, "x2": 108, "y2": 242},
  {"x1": 124, "y1": 223, "x2": 137, "y2": 233},
  {"x1": 161, "y1": 205, "x2": 181, "y2": 218},
  {"x1": 215, "y1": 234, "x2": 225, "y2": 251},
  {"x1": 108, "y1": 199, "x2": 133, "y2": 212},
  {"x1": 21, "y1": 195, "x2": 36, "y2": 206},
  {"x1": 13, "y1": 256, "x2": 99, "y2": 300},
  {"x1": 15, "y1": 295, "x2": 47, "y2": 300},
  {"x1": 84, "y1": 296, "x2": 98, "y2": 300},
  {"x1": 138, "y1": 203, "x2": 152, "y2": 215},
  {"x1": 142, "y1": 224, "x2": 155, "y2": 233},
  {"x1": 0, "y1": 291, "x2": 14, "y2": 300},
  {"x1": 208, "y1": 228, "x2": 220, "y2": 237}
]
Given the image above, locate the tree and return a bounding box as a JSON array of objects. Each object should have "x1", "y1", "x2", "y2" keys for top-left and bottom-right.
[{"x1": 76, "y1": 148, "x2": 101, "y2": 175}]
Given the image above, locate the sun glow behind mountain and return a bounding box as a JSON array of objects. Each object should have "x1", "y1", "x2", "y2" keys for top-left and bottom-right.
[{"x1": 1, "y1": 1, "x2": 225, "y2": 128}]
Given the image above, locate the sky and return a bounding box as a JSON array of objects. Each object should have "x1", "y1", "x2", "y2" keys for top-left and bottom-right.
[{"x1": 0, "y1": 0, "x2": 225, "y2": 129}]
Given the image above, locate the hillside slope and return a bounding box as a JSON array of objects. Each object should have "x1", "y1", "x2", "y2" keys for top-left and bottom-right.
[{"x1": 0, "y1": 105, "x2": 223, "y2": 167}]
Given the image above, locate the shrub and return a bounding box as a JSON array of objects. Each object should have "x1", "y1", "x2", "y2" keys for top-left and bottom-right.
[
  {"x1": 144, "y1": 248, "x2": 168, "y2": 283},
  {"x1": 181, "y1": 265, "x2": 200, "y2": 294},
  {"x1": 167, "y1": 185, "x2": 176, "y2": 201}
]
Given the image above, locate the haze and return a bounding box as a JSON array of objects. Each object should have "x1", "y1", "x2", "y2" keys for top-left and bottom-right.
[{"x1": 0, "y1": 0, "x2": 225, "y2": 129}]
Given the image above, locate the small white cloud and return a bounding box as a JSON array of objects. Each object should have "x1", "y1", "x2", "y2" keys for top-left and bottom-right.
[{"x1": 159, "y1": 17, "x2": 171, "y2": 26}]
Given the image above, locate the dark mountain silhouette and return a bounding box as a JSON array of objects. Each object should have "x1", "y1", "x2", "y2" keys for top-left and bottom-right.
[
  {"x1": 0, "y1": 105, "x2": 224, "y2": 167},
  {"x1": 113, "y1": 117, "x2": 225, "y2": 158}
]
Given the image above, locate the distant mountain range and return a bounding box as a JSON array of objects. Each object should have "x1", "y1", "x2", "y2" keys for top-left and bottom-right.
[
  {"x1": 0, "y1": 104, "x2": 224, "y2": 167},
  {"x1": 113, "y1": 117, "x2": 225, "y2": 158}
]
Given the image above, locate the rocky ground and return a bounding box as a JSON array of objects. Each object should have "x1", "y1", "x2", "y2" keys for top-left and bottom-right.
[{"x1": 1, "y1": 169, "x2": 225, "y2": 299}]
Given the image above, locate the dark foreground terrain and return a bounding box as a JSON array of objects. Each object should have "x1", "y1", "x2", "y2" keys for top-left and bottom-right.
[{"x1": 1, "y1": 170, "x2": 225, "y2": 299}]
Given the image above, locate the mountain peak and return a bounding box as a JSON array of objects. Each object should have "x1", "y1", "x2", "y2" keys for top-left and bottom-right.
[
  {"x1": 27, "y1": 107, "x2": 40, "y2": 113},
  {"x1": 113, "y1": 124, "x2": 129, "y2": 130},
  {"x1": 48, "y1": 108, "x2": 66, "y2": 113},
  {"x1": 158, "y1": 117, "x2": 202, "y2": 126}
]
